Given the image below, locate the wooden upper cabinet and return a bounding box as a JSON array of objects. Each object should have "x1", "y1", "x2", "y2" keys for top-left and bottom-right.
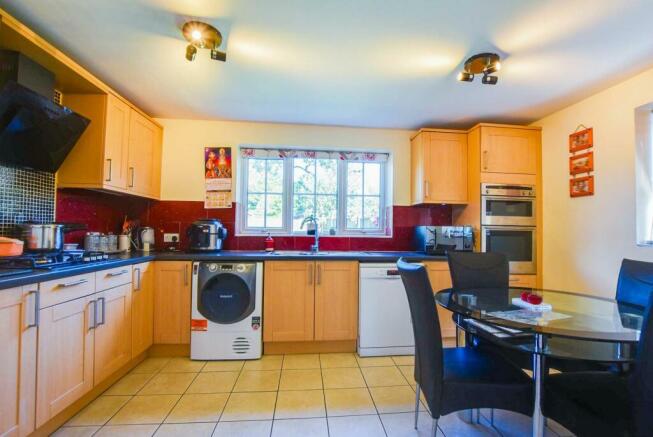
[
  {"x1": 153, "y1": 262, "x2": 192, "y2": 345},
  {"x1": 314, "y1": 261, "x2": 358, "y2": 341},
  {"x1": 411, "y1": 130, "x2": 467, "y2": 204},
  {"x1": 58, "y1": 93, "x2": 163, "y2": 199},
  {"x1": 103, "y1": 95, "x2": 131, "y2": 189},
  {"x1": 128, "y1": 111, "x2": 162, "y2": 198},
  {"x1": 480, "y1": 126, "x2": 538, "y2": 175},
  {"x1": 424, "y1": 261, "x2": 456, "y2": 339},
  {"x1": 132, "y1": 262, "x2": 154, "y2": 357},
  {"x1": 93, "y1": 284, "x2": 132, "y2": 385},
  {"x1": 36, "y1": 295, "x2": 95, "y2": 427},
  {"x1": 263, "y1": 261, "x2": 315, "y2": 342},
  {"x1": 0, "y1": 286, "x2": 37, "y2": 437}
]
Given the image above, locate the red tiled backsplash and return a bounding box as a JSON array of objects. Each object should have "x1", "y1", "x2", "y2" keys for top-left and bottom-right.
[{"x1": 56, "y1": 189, "x2": 452, "y2": 251}]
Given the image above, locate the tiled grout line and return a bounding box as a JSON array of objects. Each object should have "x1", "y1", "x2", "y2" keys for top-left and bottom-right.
[
  {"x1": 317, "y1": 355, "x2": 331, "y2": 437},
  {"x1": 153, "y1": 360, "x2": 207, "y2": 434},
  {"x1": 85, "y1": 357, "x2": 172, "y2": 436},
  {"x1": 268, "y1": 354, "x2": 285, "y2": 437}
]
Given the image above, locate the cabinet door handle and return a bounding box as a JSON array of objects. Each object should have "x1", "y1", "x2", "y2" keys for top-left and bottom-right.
[
  {"x1": 58, "y1": 278, "x2": 88, "y2": 288},
  {"x1": 97, "y1": 297, "x2": 106, "y2": 326},
  {"x1": 482, "y1": 150, "x2": 489, "y2": 170},
  {"x1": 26, "y1": 289, "x2": 40, "y2": 328},
  {"x1": 107, "y1": 269, "x2": 129, "y2": 277},
  {"x1": 134, "y1": 267, "x2": 142, "y2": 291},
  {"x1": 308, "y1": 264, "x2": 313, "y2": 285},
  {"x1": 105, "y1": 158, "x2": 112, "y2": 182},
  {"x1": 129, "y1": 167, "x2": 135, "y2": 187},
  {"x1": 317, "y1": 264, "x2": 322, "y2": 285},
  {"x1": 424, "y1": 180, "x2": 430, "y2": 198},
  {"x1": 184, "y1": 265, "x2": 189, "y2": 286},
  {"x1": 89, "y1": 300, "x2": 97, "y2": 330}
]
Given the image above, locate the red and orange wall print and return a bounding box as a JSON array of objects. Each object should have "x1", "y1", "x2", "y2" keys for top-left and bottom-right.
[{"x1": 569, "y1": 127, "x2": 594, "y2": 197}]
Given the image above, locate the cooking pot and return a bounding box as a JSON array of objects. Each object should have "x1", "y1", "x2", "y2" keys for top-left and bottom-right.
[
  {"x1": 15, "y1": 223, "x2": 87, "y2": 253},
  {"x1": 187, "y1": 219, "x2": 227, "y2": 251}
]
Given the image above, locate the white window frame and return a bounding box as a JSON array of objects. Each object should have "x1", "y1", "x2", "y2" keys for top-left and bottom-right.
[{"x1": 238, "y1": 150, "x2": 389, "y2": 237}]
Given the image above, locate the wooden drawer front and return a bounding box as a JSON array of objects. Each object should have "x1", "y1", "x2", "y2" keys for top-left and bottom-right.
[
  {"x1": 40, "y1": 273, "x2": 96, "y2": 308},
  {"x1": 96, "y1": 265, "x2": 133, "y2": 291},
  {"x1": 509, "y1": 275, "x2": 536, "y2": 288}
]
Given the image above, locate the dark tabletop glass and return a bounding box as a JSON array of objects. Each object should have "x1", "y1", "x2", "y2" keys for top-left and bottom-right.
[{"x1": 435, "y1": 287, "x2": 643, "y2": 361}]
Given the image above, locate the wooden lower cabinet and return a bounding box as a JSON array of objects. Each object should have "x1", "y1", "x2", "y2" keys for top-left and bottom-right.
[
  {"x1": 132, "y1": 262, "x2": 154, "y2": 356},
  {"x1": 264, "y1": 260, "x2": 359, "y2": 343},
  {"x1": 424, "y1": 261, "x2": 456, "y2": 339},
  {"x1": 94, "y1": 284, "x2": 132, "y2": 384},
  {"x1": 263, "y1": 261, "x2": 315, "y2": 342},
  {"x1": 153, "y1": 261, "x2": 192, "y2": 344},
  {"x1": 314, "y1": 261, "x2": 358, "y2": 341},
  {"x1": 36, "y1": 295, "x2": 95, "y2": 427},
  {"x1": 0, "y1": 286, "x2": 37, "y2": 437}
]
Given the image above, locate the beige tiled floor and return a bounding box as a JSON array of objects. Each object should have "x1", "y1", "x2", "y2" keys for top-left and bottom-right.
[{"x1": 56, "y1": 354, "x2": 572, "y2": 436}]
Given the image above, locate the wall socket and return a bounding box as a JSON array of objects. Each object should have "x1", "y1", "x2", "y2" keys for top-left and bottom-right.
[{"x1": 163, "y1": 233, "x2": 180, "y2": 243}]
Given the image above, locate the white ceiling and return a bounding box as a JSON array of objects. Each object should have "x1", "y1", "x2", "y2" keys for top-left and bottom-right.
[{"x1": 3, "y1": 0, "x2": 653, "y2": 129}]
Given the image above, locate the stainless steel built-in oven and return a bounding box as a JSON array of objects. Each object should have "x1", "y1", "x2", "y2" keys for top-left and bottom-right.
[
  {"x1": 481, "y1": 226, "x2": 536, "y2": 274},
  {"x1": 481, "y1": 183, "x2": 536, "y2": 227}
]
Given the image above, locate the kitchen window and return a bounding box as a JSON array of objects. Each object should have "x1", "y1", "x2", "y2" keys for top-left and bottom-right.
[{"x1": 239, "y1": 147, "x2": 390, "y2": 236}]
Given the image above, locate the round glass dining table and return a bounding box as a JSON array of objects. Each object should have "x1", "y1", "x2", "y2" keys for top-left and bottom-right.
[{"x1": 435, "y1": 287, "x2": 644, "y2": 437}]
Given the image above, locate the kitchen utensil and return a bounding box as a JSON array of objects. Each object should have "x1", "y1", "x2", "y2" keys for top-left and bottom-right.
[
  {"x1": 0, "y1": 237, "x2": 24, "y2": 257},
  {"x1": 15, "y1": 222, "x2": 87, "y2": 253},
  {"x1": 118, "y1": 234, "x2": 131, "y2": 252},
  {"x1": 188, "y1": 219, "x2": 227, "y2": 252},
  {"x1": 138, "y1": 227, "x2": 155, "y2": 252},
  {"x1": 84, "y1": 232, "x2": 102, "y2": 252}
]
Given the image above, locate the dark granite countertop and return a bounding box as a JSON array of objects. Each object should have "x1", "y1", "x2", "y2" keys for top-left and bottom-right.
[{"x1": 0, "y1": 250, "x2": 446, "y2": 289}]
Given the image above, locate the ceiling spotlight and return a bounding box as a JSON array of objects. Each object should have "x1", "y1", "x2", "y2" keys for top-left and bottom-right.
[
  {"x1": 481, "y1": 74, "x2": 498, "y2": 85},
  {"x1": 457, "y1": 52, "x2": 501, "y2": 84},
  {"x1": 457, "y1": 71, "x2": 474, "y2": 82},
  {"x1": 182, "y1": 20, "x2": 226, "y2": 62}
]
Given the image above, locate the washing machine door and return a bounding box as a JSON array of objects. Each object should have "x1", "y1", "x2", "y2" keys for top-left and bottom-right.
[{"x1": 198, "y1": 273, "x2": 255, "y2": 324}]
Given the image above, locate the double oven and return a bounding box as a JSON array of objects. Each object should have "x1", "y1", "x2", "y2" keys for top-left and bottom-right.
[{"x1": 481, "y1": 183, "x2": 536, "y2": 274}]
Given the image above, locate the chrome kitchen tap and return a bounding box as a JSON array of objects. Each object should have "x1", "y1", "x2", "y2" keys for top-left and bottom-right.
[{"x1": 300, "y1": 215, "x2": 320, "y2": 253}]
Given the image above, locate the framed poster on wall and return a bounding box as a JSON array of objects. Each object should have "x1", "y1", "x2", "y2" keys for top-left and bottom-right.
[
  {"x1": 569, "y1": 127, "x2": 593, "y2": 153},
  {"x1": 570, "y1": 175, "x2": 594, "y2": 197},
  {"x1": 569, "y1": 151, "x2": 594, "y2": 175}
]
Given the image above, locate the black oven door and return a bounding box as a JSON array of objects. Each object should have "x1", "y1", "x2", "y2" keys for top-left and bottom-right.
[
  {"x1": 481, "y1": 226, "x2": 536, "y2": 274},
  {"x1": 482, "y1": 196, "x2": 536, "y2": 226}
]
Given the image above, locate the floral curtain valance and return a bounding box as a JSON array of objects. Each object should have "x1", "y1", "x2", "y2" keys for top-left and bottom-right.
[{"x1": 240, "y1": 147, "x2": 389, "y2": 162}]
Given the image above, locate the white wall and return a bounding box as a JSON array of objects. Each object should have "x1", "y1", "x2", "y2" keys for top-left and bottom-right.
[
  {"x1": 156, "y1": 118, "x2": 414, "y2": 205},
  {"x1": 537, "y1": 67, "x2": 653, "y2": 298}
]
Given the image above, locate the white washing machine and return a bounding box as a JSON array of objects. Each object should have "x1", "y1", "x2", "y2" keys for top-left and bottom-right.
[{"x1": 191, "y1": 261, "x2": 262, "y2": 360}]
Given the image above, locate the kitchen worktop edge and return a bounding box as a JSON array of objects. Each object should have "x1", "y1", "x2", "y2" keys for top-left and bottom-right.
[{"x1": 0, "y1": 250, "x2": 447, "y2": 289}]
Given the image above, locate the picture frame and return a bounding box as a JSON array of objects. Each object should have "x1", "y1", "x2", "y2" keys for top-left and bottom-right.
[
  {"x1": 570, "y1": 175, "x2": 594, "y2": 197},
  {"x1": 569, "y1": 127, "x2": 593, "y2": 153},
  {"x1": 569, "y1": 151, "x2": 594, "y2": 175}
]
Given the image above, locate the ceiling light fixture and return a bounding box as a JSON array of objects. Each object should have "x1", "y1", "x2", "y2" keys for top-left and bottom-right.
[
  {"x1": 457, "y1": 53, "x2": 501, "y2": 85},
  {"x1": 182, "y1": 20, "x2": 226, "y2": 62}
]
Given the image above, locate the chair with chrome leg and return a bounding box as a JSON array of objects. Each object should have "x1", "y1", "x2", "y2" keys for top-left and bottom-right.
[
  {"x1": 397, "y1": 258, "x2": 533, "y2": 436},
  {"x1": 542, "y1": 292, "x2": 653, "y2": 437}
]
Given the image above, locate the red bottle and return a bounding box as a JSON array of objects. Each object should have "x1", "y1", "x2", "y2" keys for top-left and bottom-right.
[{"x1": 265, "y1": 233, "x2": 275, "y2": 252}]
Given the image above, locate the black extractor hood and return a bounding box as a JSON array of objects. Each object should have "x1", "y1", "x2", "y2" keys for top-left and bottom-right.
[{"x1": 0, "y1": 51, "x2": 89, "y2": 173}]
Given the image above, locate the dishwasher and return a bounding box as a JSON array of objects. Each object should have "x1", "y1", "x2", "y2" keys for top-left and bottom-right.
[{"x1": 358, "y1": 263, "x2": 415, "y2": 356}]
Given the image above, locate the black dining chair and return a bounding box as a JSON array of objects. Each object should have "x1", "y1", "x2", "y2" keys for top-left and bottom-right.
[
  {"x1": 446, "y1": 252, "x2": 510, "y2": 348},
  {"x1": 542, "y1": 292, "x2": 653, "y2": 437},
  {"x1": 447, "y1": 252, "x2": 510, "y2": 290},
  {"x1": 616, "y1": 258, "x2": 653, "y2": 308},
  {"x1": 397, "y1": 258, "x2": 533, "y2": 436}
]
